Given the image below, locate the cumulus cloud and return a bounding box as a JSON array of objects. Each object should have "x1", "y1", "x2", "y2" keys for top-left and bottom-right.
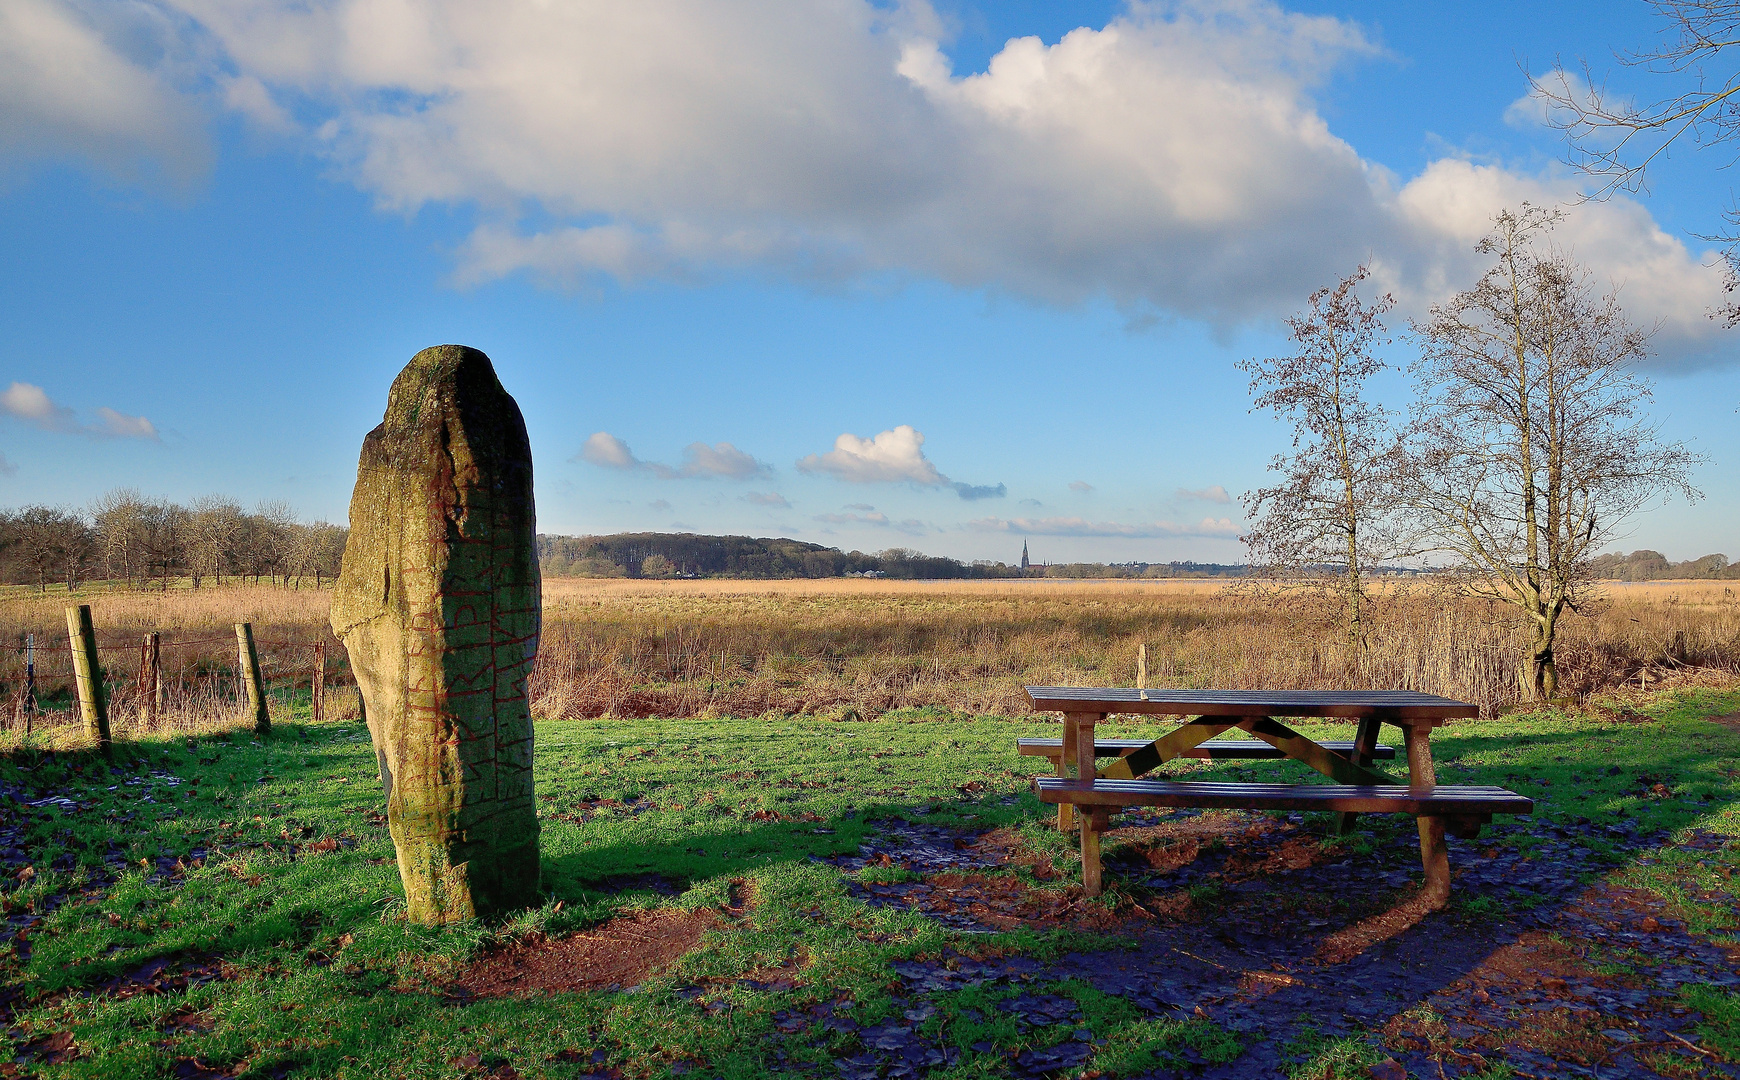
[
  {"x1": 1, "y1": 382, "x2": 158, "y2": 440},
  {"x1": 797, "y1": 425, "x2": 1002, "y2": 498},
  {"x1": 745, "y1": 491, "x2": 790, "y2": 508},
  {"x1": 0, "y1": 0, "x2": 210, "y2": 182},
  {"x1": 648, "y1": 498, "x2": 672, "y2": 511},
  {"x1": 577, "y1": 431, "x2": 637, "y2": 468},
  {"x1": 1068, "y1": 480, "x2": 1094, "y2": 493},
  {"x1": 144, "y1": 0, "x2": 1734, "y2": 360},
  {"x1": 575, "y1": 431, "x2": 769, "y2": 478},
  {"x1": 968, "y1": 515, "x2": 1240, "y2": 539},
  {"x1": 1177, "y1": 485, "x2": 1231, "y2": 503},
  {"x1": 799, "y1": 425, "x2": 943, "y2": 484}
]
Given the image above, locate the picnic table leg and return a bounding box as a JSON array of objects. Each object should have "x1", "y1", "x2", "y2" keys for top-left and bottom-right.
[
  {"x1": 1057, "y1": 714, "x2": 1078, "y2": 833},
  {"x1": 1055, "y1": 712, "x2": 1102, "y2": 832},
  {"x1": 1404, "y1": 723, "x2": 1450, "y2": 907},
  {"x1": 1335, "y1": 716, "x2": 1383, "y2": 835},
  {"x1": 1081, "y1": 807, "x2": 1107, "y2": 896}
]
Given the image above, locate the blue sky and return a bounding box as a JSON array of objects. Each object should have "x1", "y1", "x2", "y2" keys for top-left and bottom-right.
[{"x1": 3, "y1": 0, "x2": 1739, "y2": 564}]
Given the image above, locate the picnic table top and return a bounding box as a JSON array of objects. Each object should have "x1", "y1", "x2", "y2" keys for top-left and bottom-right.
[{"x1": 1024, "y1": 687, "x2": 1478, "y2": 722}]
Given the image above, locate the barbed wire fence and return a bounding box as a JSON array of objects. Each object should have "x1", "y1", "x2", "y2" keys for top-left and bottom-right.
[{"x1": 2, "y1": 621, "x2": 355, "y2": 738}]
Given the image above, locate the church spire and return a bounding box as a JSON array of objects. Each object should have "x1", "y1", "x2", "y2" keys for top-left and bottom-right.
[{"x1": 1020, "y1": 540, "x2": 1030, "y2": 571}]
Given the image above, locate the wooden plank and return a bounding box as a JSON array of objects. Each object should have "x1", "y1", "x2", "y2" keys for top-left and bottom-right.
[
  {"x1": 1016, "y1": 737, "x2": 1397, "y2": 760},
  {"x1": 1081, "y1": 807, "x2": 1108, "y2": 896},
  {"x1": 1095, "y1": 719, "x2": 1239, "y2": 780},
  {"x1": 1404, "y1": 725, "x2": 1438, "y2": 793},
  {"x1": 1057, "y1": 713, "x2": 1079, "y2": 833},
  {"x1": 1336, "y1": 716, "x2": 1383, "y2": 835},
  {"x1": 1072, "y1": 714, "x2": 1097, "y2": 785},
  {"x1": 1035, "y1": 778, "x2": 1534, "y2": 816},
  {"x1": 1237, "y1": 717, "x2": 1398, "y2": 786},
  {"x1": 1026, "y1": 687, "x2": 1476, "y2": 721},
  {"x1": 1419, "y1": 815, "x2": 1450, "y2": 908}
]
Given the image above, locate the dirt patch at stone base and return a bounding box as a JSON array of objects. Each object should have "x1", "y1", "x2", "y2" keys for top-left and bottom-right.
[{"x1": 448, "y1": 908, "x2": 716, "y2": 998}]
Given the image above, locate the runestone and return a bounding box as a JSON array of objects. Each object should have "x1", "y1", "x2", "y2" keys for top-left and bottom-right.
[{"x1": 331, "y1": 345, "x2": 541, "y2": 924}]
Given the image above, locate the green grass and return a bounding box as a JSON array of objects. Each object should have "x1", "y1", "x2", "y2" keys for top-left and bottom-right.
[
  {"x1": 1683, "y1": 984, "x2": 1740, "y2": 1061},
  {"x1": 2, "y1": 689, "x2": 1738, "y2": 1077}
]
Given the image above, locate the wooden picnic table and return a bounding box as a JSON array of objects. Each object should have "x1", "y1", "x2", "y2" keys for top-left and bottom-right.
[{"x1": 1022, "y1": 687, "x2": 1533, "y2": 906}]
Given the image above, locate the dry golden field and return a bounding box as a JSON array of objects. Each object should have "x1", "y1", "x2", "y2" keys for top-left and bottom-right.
[{"x1": 2, "y1": 577, "x2": 1737, "y2": 740}]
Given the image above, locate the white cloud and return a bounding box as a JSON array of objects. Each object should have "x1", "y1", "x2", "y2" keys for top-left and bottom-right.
[
  {"x1": 2, "y1": 382, "x2": 74, "y2": 430},
  {"x1": 1068, "y1": 480, "x2": 1094, "y2": 493},
  {"x1": 575, "y1": 431, "x2": 768, "y2": 478},
  {"x1": 797, "y1": 424, "x2": 1002, "y2": 498},
  {"x1": 1, "y1": 382, "x2": 158, "y2": 440},
  {"x1": 94, "y1": 406, "x2": 158, "y2": 440},
  {"x1": 817, "y1": 510, "x2": 889, "y2": 525},
  {"x1": 799, "y1": 425, "x2": 943, "y2": 484},
  {"x1": 1504, "y1": 70, "x2": 1600, "y2": 132},
  {"x1": 221, "y1": 74, "x2": 298, "y2": 134},
  {"x1": 677, "y1": 441, "x2": 768, "y2": 479},
  {"x1": 745, "y1": 491, "x2": 791, "y2": 508},
  {"x1": 135, "y1": 0, "x2": 1734, "y2": 360},
  {"x1": 968, "y1": 515, "x2": 1240, "y2": 539},
  {"x1": 0, "y1": 0, "x2": 210, "y2": 182},
  {"x1": 577, "y1": 431, "x2": 636, "y2": 468},
  {"x1": 1177, "y1": 485, "x2": 1231, "y2": 503},
  {"x1": 815, "y1": 510, "x2": 929, "y2": 534}
]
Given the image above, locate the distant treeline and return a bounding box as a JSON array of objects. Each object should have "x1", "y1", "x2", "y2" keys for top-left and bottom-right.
[
  {"x1": 536, "y1": 532, "x2": 1253, "y2": 580},
  {"x1": 1587, "y1": 550, "x2": 1740, "y2": 581},
  {"x1": 0, "y1": 492, "x2": 346, "y2": 591}
]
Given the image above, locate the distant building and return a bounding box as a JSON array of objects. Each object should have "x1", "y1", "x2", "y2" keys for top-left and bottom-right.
[{"x1": 1019, "y1": 540, "x2": 1047, "y2": 577}]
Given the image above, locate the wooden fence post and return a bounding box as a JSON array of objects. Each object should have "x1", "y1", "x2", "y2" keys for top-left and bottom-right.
[
  {"x1": 66, "y1": 605, "x2": 111, "y2": 752},
  {"x1": 139, "y1": 632, "x2": 161, "y2": 730},
  {"x1": 312, "y1": 643, "x2": 325, "y2": 725},
  {"x1": 235, "y1": 623, "x2": 270, "y2": 736},
  {"x1": 23, "y1": 633, "x2": 35, "y2": 733}
]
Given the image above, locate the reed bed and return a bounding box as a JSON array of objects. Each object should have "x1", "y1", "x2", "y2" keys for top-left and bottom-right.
[{"x1": 2, "y1": 578, "x2": 1737, "y2": 743}]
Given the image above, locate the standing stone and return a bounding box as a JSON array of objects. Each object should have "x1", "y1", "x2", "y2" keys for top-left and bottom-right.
[{"x1": 331, "y1": 345, "x2": 541, "y2": 924}]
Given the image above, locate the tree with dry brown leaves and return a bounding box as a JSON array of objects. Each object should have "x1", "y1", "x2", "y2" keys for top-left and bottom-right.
[
  {"x1": 1239, "y1": 265, "x2": 1406, "y2": 649},
  {"x1": 1405, "y1": 205, "x2": 1701, "y2": 699}
]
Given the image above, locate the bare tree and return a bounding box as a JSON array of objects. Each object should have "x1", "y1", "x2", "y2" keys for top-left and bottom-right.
[
  {"x1": 233, "y1": 501, "x2": 298, "y2": 585},
  {"x1": 10, "y1": 506, "x2": 92, "y2": 592},
  {"x1": 1532, "y1": 1, "x2": 1740, "y2": 319},
  {"x1": 1239, "y1": 265, "x2": 1405, "y2": 648},
  {"x1": 91, "y1": 488, "x2": 150, "y2": 585},
  {"x1": 1406, "y1": 206, "x2": 1700, "y2": 698},
  {"x1": 138, "y1": 500, "x2": 189, "y2": 591},
  {"x1": 284, "y1": 520, "x2": 347, "y2": 587},
  {"x1": 186, "y1": 496, "x2": 243, "y2": 588}
]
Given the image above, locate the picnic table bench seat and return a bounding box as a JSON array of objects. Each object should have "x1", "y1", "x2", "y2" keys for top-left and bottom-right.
[
  {"x1": 1036, "y1": 777, "x2": 1529, "y2": 832},
  {"x1": 1018, "y1": 736, "x2": 1395, "y2": 761}
]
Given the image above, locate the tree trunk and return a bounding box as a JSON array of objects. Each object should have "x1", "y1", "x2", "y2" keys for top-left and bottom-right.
[{"x1": 1527, "y1": 622, "x2": 1558, "y2": 699}]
